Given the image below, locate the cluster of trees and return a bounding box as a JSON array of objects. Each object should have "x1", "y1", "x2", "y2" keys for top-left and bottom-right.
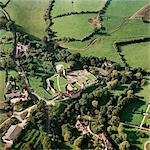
[
  {"x1": 44, "y1": 0, "x2": 55, "y2": 40},
  {"x1": 49, "y1": 83, "x2": 135, "y2": 149}
]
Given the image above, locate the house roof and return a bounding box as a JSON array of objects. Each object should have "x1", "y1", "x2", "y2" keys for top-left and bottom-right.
[
  {"x1": 3, "y1": 125, "x2": 22, "y2": 141},
  {"x1": 6, "y1": 92, "x2": 20, "y2": 99}
]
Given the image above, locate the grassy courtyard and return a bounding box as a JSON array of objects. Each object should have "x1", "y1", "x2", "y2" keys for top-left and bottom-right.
[{"x1": 28, "y1": 76, "x2": 53, "y2": 99}]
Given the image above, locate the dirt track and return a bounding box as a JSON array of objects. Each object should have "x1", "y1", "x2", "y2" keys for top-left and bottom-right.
[{"x1": 130, "y1": 2, "x2": 150, "y2": 19}]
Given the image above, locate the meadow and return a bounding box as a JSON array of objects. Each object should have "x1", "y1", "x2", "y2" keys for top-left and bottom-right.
[
  {"x1": 52, "y1": 14, "x2": 96, "y2": 40},
  {"x1": 4, "y1": 0, "x2": 49, "y2": 39},
  {"x1": 52, "y1": 0, "x2": 104, "y2": 17},
  {"x1": 121, "y1": 42, "x2": 150, "y2": 68}
]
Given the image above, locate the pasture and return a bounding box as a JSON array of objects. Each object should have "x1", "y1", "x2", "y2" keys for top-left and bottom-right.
[
  {"x1": 103, "y1": 0, "x2": 149, "y2": 32},
  {"x1": 52, "y1": 0, "x2": 104, "y2": 17},
  {"x1": 52, "y1": 14, "x2": 96, "y2": 40},
  {"x1": 121, "y1": 42, "x2": 150, "y2": 68},
  {"x1": 4, "y1": 0, "x2": 49, "y2": 38}
]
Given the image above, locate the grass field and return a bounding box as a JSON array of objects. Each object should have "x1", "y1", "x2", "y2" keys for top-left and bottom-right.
[
  {"x1": 0, "y1": 71, "x2": 6, "y2": 102},
  {"x1": 4, "y1": 0, "x2": 49, "y2": 38},
  {"x1": 67, "y1": 0, "x2": 149, "y2": 65},
  {"x1": 122, "y1": 42, "x2": 150, "y2": 68},
  {"x1": 103, "y1": 0, "x2": 149, "y2": 32},
  {"x1": 69, "y1": 38, "x2": 123, "y2": 64},
  {"x1": 52, "y1": 0, "x2": 105, "y2": 17},
  {"x1": 52, "y1": 13, "x2": 96, "y2": 39},
  {"x1": 120, "y1": 98, "x2": 147, "y2": 126}
]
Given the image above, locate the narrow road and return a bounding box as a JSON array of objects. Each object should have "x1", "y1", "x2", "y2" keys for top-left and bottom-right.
[{"x1": 122, "y1": 122, "x2": 150, "y2": 132}]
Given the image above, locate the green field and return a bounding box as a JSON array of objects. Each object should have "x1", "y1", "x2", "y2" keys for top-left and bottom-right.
[
  {"x1": 0, "y1": 71, "x2": 6, "y2": 102},
  {"x1": 120, "y1": 98, "x2": 147, "y2": 126},
  {"x1": 52, "y1": 0, "x2": 104, "y2": 17},
  {"x1": 52, "y1": 13, "x2": 96, "y2": 39},
  {"x1": 122, "y1": 42, "x2": 150, "y2": 68},
  {"x1": 69, "y1": 38, "x2": 123, "y2": 64},
  {"x1": 103, "y1": 0, "x2": 149, "y2": 32},
  {"x1": 67, "y1": 0, "x2": 149, "y2": 65},
  {"x1": 4, "y1": 0, "x2": 49, "y2": 38}
]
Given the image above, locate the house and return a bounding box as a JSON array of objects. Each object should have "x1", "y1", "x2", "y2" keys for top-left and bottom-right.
[
  {"x1": 66, "y1": 84, "x2": 81, "y2": 98},
  {"x1": 2, "y1": 125, "x2": 23, "y2": 146},
  {"x1": 75, "y1": 120, "x2": 89, "y2": 135},
  {"x1": 104, "y1": 60, "x2": 113, "y2": 67},
  {"x1": 16, "y1": 42, "x2": 28, "y2": 57},
  {"x1": 10, "y1": 98, "x2": 22, "y2": 105},
  {"x1": 21, "y1": 89, "x2": 29, "y2": 101},
  {"x1": 6, "y1": 91, "x2": 20, "y2": 99},
  {"x1": 99, "y1": 133, "x2": 113, "y2": 150}
]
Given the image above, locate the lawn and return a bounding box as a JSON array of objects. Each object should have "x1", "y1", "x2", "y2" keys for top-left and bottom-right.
[
  {"x1": 121, "y1": 42, "x2": 150, "y2": 68},
  {"x1": 28, "y1": 76, "x2": 53, "y2": 99},
  {"x1": 0, "y1": 29, "x2": 13, "y2": 39},
  {"x1": 0, "y1": 71, "x2": 6, "y2": 102},
  {"x1": 52, "y1": 13, "x2": 96, "y2": 40},
  {"x1": 49, "y1": 75, "x2": 58, "y2": 91},
  {"x1": 4, "y1": 0, "x2": 49, "y2": 39},
  {"x1": 59, "y1": 77, "x2": 68, "y2": 93},
  {"x1": 52, "y1": 0, "x2": 104, "y2": 17},
  {"x1": 120, "y1": 98, "x2": 147, "y2": 126}
]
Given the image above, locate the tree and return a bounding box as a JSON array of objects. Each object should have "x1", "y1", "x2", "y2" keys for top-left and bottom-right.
[
  {"x1": 74, "y1": 136, "x2": 84, "y2": 150},
  {"x1": 135, "y1": 72, "x2": 142, "y2": 80},
  {"x1": 110, "y1": 116, "x2": 120, "y2": 126},
  {"x1": 127, "y1": 90, "x2": 134, "y2": 99},
  {"x1": 119, "y1": 141, "x2": 130, "y2": 150},
  {"x1": 117, "y1": 123, "x2": 124, "y2": 134},
  {"x1": 92, "y1": 100, "x2": 98, "y2": 108},
  {"x1": 64, "y1": 130, "x2": 71, "y2": 142}
]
